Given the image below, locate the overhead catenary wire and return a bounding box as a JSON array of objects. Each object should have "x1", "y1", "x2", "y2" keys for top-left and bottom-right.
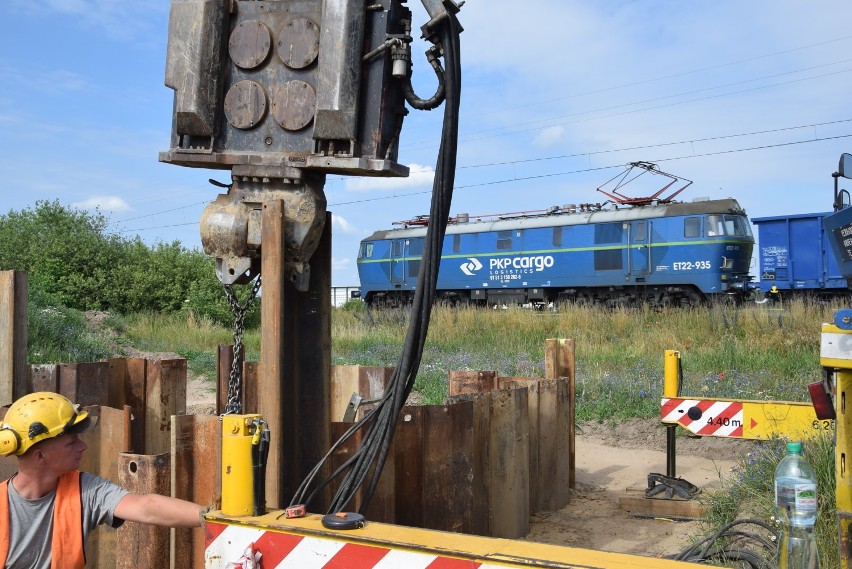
[
  {"x1": 327, "y1": 131, "x2": 852, "y2": 208},
  {"x1": 115, "y1": 126, "x2": 852, "y2": 234},
  {"x1": 22, "y1": 33, "x2": 851, "y2": 244},
  {"x1": 289, "y1": 8, "x2": 462, "y2": 515},
  {"x1": 426, "y1": 34, "x2": 852, "y2": 123},
  {"x1": 410, "y1": 62, "x2": 852, "y2": 149},
  {"x1": 458, "y1": 118, "x2": 852, "y2": 171}
]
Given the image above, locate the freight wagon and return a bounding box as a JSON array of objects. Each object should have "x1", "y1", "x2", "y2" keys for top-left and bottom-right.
[
  {"x1": 752, "y1": 212, "x2": 850, "y2": 301},
  {"x1": 357, "y1": 197, "x2": 756, "y2": 308}
]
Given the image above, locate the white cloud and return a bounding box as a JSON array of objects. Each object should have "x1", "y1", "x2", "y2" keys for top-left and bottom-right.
[
  {"x1": 533, "y1": 126, "x2": 566, "y2": 148},
  {"x1": 72, "y1": 196, "x2": 131, "y2": 213},
  {"x1": 344, "y1": 164, "x2": 435, "y2": 192},
  {"x1": 331, "y1": 215, "x2": 358, "y2": 235}
]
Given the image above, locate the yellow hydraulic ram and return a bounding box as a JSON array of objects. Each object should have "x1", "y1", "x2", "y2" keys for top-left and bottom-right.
[{"x1": 221, "y1": 414, "x2": 269, "y2": 517}]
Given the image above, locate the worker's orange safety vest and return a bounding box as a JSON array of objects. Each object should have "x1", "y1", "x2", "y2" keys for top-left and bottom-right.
[{"x1": 0, "y1": 470, "x2": 85, "y2": 569}]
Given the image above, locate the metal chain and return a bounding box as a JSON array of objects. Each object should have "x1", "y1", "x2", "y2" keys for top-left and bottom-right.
[{"x1": 222, "y1": 276, "x2": 262, "y2": 415}]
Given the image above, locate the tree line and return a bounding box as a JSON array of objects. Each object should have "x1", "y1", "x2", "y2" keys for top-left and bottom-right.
[{"x1": 0, "y1": 200, "x2": 258, "y2": 327}]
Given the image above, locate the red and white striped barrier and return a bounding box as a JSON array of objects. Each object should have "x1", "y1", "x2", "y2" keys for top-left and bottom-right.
[
  {"x1": 660, "y1": 398, "x2": 744, "y2": 437},
  {"x1": 205, "y1": 522, "x2": 503, "y2": 568}
]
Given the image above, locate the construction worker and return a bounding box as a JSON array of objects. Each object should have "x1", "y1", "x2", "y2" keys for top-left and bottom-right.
[
  {"x1": 756, "y1": 285, "x2": 782, "y2": 305},
  {"x1": 766, "y1": 285, "x2": 782, "y2": 304},
  {"x1": 0, "y1": 392, "x2": 206, "y2": 569}
]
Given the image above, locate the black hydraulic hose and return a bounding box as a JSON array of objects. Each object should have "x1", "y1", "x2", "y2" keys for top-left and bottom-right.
[
  {"x1": 289, "y1": 10, "x2": 463, "y2": 515},
  {"x1": 252, "y1": 429, "x2": 269, "y2": 516},
  {"x1": 356, "y1": 14, "x2": 462, "y2": 515},
  {"x1": 668, "y1": 518, "x2": 777, "y2": 568},
  {"x1": 404, "y1": 48, "x2": 446, "y2": 110}
]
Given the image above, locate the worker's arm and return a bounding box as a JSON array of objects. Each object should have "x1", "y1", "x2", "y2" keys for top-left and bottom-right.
[{"x1": 114, "y1": 493, "x2": 206, "y2": 527}]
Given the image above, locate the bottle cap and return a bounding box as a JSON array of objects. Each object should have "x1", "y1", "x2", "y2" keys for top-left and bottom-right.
[{"x1": 786, "y1": 441, "x2": 803, "y2": 454}]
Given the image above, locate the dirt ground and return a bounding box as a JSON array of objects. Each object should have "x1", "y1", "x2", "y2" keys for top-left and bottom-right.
[
  {"x1": 184, "y1": 374, "x2": 756, "y2": 561},
  {"x1": 526, "y1": 419, "x2": 757, "y2": 559}
]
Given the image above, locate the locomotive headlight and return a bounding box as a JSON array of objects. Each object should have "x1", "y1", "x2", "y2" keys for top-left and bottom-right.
[{"x1": 721, "y1": 256, "x2": 734, "y2": 270}]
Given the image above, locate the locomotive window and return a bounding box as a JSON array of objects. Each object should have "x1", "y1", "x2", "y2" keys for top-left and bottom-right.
[
  {"x1": 409, "y1": 238, "x2": 424, "y2": 257},
  {"x1": 595, "y1": 223, "x2": 622, "y2": 243},
  {"x1": 453, "y1": 234, "x2": 461, "y2": 253},
  {"x1": 497, "y1": 230, "x2": 512, "y2": 250},
  {"x1": 595, "y1": 250, "x2": 622, "y2": 271},
  {"x1": 726, "y1": 215, "x2": 753, "y2": 237},
  {"x1": 707, "y1": 215, "x2": 725, "y2": 237},
  {"x1": 408, "y1": 259, "x2": 421, "y2": 278},
  {"x1": 684, "y1": 217, "x2": 701, "y2": 238},
  {"x1": 362, "y1": 242, "x2": 374, "y2": 259},
  {"x1": 552, "y1": 227, "x2": 562, "y2": 247},
  {"x1": 392, "y1": 240, "x2": 404, "y2": 257},
  {"x1": 633, "y1": 222, "x2": 647, "y2": 241}
]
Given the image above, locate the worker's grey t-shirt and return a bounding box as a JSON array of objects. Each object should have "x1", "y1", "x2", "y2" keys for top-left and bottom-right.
[{"x1": 5, "y1": 472, "x2": 129, "y2": 569}]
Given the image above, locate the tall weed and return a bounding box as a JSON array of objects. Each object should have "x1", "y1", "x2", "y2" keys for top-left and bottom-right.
[{"x1": 330, "y1": 300, "x2": 836, "y2": 416}]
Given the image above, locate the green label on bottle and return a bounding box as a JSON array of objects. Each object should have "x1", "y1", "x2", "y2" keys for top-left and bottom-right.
[{"x1": 794, "y1": 483, "x2": 817, "y2": 511}]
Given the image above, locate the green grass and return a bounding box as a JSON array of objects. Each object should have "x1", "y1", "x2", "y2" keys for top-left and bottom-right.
[{"x1": 27, "y1": 299, "x2": 113, "y2": 364}]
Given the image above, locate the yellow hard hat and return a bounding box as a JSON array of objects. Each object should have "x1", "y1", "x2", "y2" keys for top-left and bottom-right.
[
  {"x1": 770, "y1": 286, "x2": 779, "y2": 293},
  {"x1": 0, "y1": 392, "x2": 94, "y2": 456}
]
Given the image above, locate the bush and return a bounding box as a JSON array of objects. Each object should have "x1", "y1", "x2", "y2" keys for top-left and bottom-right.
[{"x1": 0, "y1": 200, "x2": 232, "y2": 318}]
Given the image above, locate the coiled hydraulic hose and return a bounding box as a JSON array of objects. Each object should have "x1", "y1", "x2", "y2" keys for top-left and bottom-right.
[{"x1": 668, "y1": 518, "x2": 778, "y2": 569}]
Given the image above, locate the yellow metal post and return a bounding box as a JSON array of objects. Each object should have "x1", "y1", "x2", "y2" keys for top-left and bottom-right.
[
  {"x1": 221, "y1": 414, "x2": 262, "y2": 516},
  {"x1": 664, "y1": 349, "x2": 680, "y2": 398},
  {"x1": 822, "y1": 321, "x2": 852, "y2": 567}
]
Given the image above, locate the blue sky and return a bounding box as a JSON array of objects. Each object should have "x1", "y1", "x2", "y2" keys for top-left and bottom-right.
[{"x1": 2, "y1": 1, "x2": 851, "y2": 287}]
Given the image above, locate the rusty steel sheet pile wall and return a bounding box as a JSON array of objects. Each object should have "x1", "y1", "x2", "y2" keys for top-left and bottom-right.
[
  {"x1": 282, "y1": 337, "x2": 576, "y2": 540},
  {"x1": 0, "y1": 338, "x2": 574, "y2": 568}
]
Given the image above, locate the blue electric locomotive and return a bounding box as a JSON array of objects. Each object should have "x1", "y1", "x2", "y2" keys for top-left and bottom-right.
[{"x1": 357, "y1": 196, "x2": 756, "y2": 308}]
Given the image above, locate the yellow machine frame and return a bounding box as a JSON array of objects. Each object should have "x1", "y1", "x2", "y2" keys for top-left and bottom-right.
[
  {"x1": 203, "y1": 511, "x2": 698, "y2": 568},
  {"x1": 821, "y1": 322, "x2": 852, "y2": 567}
]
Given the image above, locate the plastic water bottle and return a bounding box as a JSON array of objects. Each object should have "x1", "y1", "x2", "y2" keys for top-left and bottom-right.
[{"x1": 774, "y1": 441, "x2": 820, "y2": 569}]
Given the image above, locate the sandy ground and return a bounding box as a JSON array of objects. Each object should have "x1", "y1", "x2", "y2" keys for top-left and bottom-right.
[
  {"x1": 525, "y1": 421, "x2": 755, "y2": 559},
  {"x1": 185, "y1": 375, "x2": 755, "y2": 560}
]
